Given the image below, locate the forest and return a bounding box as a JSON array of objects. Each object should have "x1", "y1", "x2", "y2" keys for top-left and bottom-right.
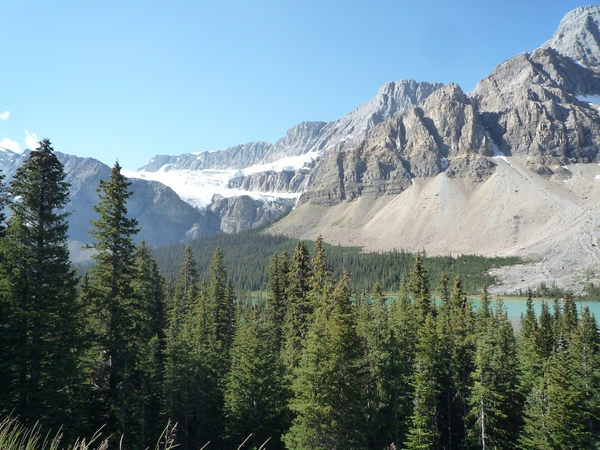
[{"x1": 1, "y1": 141, "x2": 599, "y2": 449}]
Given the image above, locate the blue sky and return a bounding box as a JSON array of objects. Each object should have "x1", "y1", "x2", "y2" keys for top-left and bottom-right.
[{"x1": 0, "y1": 1, "x2": 594, "y2": 170}]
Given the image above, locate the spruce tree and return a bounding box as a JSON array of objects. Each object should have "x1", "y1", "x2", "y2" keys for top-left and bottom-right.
[
  {"x1": 225, "y1": 306, "x2": 288, "y2": 449},
  {"x1": 132, "y1": 241, "x2": 168, "y2": 448},
  {"x1": 82, "y1": 161, "x2": 144, "y2": 442},
  {"x1": 0, "y1": 139, "x2": 82, "y2": 435},
  {"x1": 284, "y1": 272, "x2": 366, "y2": 450},
  {"x1": 467, "y1": 300, "x2": 520, "y2": 449},
  {"x1": 407, "y1": 255, "x2": 432, "y2": 319},
  {"x1": 171, "y1": 244, "x2": 199, "y2": 328},
  {"x1": 569, "y1": 307, "x2": 600, "y2": 443},
  {"x1": 405, "y1": 314, "x2": 440, "y2": 450},
  {"x1": 266, "y1": 252, "x2": 288, "y2": 351},
  {"x1": 356, "y1": 281, "x2": 395, "y2": 448},
  {"x1": 520, "y1": 339, "x2": 589, "y2": 448},
  {"x1": 282, "y1": 241, "x2": 314, "y2": 373}
]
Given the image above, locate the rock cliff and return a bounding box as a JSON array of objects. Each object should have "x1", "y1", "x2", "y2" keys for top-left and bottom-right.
[{"x1": 302, "y1": 84, "x2": 494, "y2": 205}]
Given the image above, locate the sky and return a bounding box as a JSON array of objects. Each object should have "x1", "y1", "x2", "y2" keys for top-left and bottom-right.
[{"x1": 0, "y1": 1, "x2": 595, "y2": 170}]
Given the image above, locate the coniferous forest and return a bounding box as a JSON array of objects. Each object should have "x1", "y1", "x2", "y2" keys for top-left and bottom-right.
[{"x1": 1, "y1": 141, "x2": 600, "y2": 449}]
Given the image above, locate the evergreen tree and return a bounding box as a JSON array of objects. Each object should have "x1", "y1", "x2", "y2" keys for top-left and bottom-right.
[
  {"x1": 282, "y1": 241, "x2": 313, "y2": 372},
  {"x1": 537, "y1": 301, "x2": 555, "y2": 360},
  {"x1": 81, "y1": 161, "x2": 145, "y2": 442},
  {"x1": 467, "y1": 300, "x2": 520, "y2": 449},
  {"x1": 520, "y1": 339, "x2": 589, "y2": 449},
  {"x1": 132, "y1": 241, "x2": 168, "y2": 448},
  {"x1": 357, "y1": 281, "x2": 396, "y2": 448},
  {"x1": 284, "y1": 272, "x2": 366, "y2": 450},
  {"x1": 171, "y1": 244, "x2": 199, "y2": 326},
  {"x1": 407, "y1": 255, "x2": 432, "y2": 319},
  {"x1": 517, "y1": 292, "x2": 542, "y2": 402},
  {"x1": 225, "y1": 306, "x2": 288, "y2": 449},
  {"x1": 561, "y1": 291, "x2": 578, "y2": 338},
  {"x1": 405, "y1": 314, "x2": 440, "y2": 450},
  {"x1": 569, "y1": 307, "x2": 600, "y2": 443},
  {"x1": 0, "y1": 139, "x2": 83, "y2": 435},
  {"x1": 266, "y1": 252, "x2": 289, "y2": 351},
  {"x1": 0, "y1": 173, "x2": 7, "y2": 231},
  {"x1": 388, "y1": 283, "x2": 421, "y2": 445},
  {"x1": 447, "y1": 276, "x2": 475, "y2": 447},
  {"x1": 173, "y1": 247, "x2": 236, "y2": 449},
  {"x1": 309, "y1": 234, "x2": 331, "y2": 292}
]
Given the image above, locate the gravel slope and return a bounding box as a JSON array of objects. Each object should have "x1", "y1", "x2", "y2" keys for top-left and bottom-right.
[{"x1": 267, "y1": 157, "x2": 600, "y2": 294}]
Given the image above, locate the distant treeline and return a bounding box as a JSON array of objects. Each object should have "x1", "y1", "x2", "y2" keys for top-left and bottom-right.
[{"x1": 152, "y1": 229, "x2": 522, "y2": 294}]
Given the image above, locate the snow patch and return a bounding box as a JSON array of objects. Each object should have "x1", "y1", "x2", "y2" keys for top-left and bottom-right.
[
  {"x1": 440, "y1": 157, "x2": 450, "y2": 170},
  {"x1": 485, "y1": 131, "x2": 506, "y2": 158},
  {"x1": 124, "y1": 152, "x2": 318, "y2": 209},
  {"x1": 576, "y1": 94, "x2": 600, "y2": 104}
]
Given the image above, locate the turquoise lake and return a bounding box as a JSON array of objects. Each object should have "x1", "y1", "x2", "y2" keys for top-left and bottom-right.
[{"x1": 468, "y1": 298, "x2": 600, "y2": 329}]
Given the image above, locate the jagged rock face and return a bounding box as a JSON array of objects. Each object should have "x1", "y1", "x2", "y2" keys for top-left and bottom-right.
[
  {"x1": 301, "y1": 79, "x2": 444, "y2": 158},
  {"x1": 209, "y1": 194, "x2": 295, "y2": 234},
  {"x1": 303, "y1": 84, "x2": 493, "y2": 205},
  {"x1": 227, "y1": 168, "x2": 313, "y2": 193},
  {"x1": 139, "y1": 141, "x2": 273, "y2": 172},
  {"x1": 264, "y1": 121, "x2": 327, "y2": 162},
  {"x1": 542, "y1": 5, "x2": 600, "y2": 69},
  {"x1": 473, "y1": 48, "x2": 600, "y2": 164}
]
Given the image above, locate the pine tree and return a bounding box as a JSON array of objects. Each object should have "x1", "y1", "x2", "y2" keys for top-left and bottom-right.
[
  {"x1": 0, "y1": 139, "x2": 83, "y2": 435},
  {"x1": 517, "y1": 291, "x2": 542, "y2": 402},
  {"x1": 520, "y1": 339, "x2": 589, "y2": 448},
  {"x1": 171, "y1": 244, "x2": 199, "y2": 327},
  {"x1": 448, "y1": 276, "x2": 475, "y2": 447},
  {"x1": 467, "y1": 300, "x2": 520, "y2": 449},
  {"x1": 407, "y1": 255, "x2": 432, "y2": 319},
  {"x1": 388, "y1": 283, "x2": 421, "y2": 446},
  {"x1": 537, "y1": 301, "x2": 554, "y2": 360},
  {"x1": 176, "y1": 247, "x2": 236, "y2": 448},
  {"x1": 561, "y1": 291, "x2": 578, "y2": 338},
  {"x1": 132, "y1": 241, "x2": 168, "y2": 448},
  {"x1": 81, "y1": 161, "x2": 144, "y2": 442},
  {"x1": 405, "y1": 314, "x2": 440, "y2": 450},
  {"x1": 569, "y1": 307, "x2": 600, "y2": 444},
  {"x1": 284, "y1": 272, "x2": 366, "y2": 450},
  {"x1": 266, "y1": 252, "x2": 288, "y2": 350},
  {"x1": 0, "y1": 173, "x2": 7, "y2": 231},
  {"x1": 282, "y1": 241, "x2": 314, "y2": 373},
  {"x1": 225, "y1": 306, "x2": 288, "y2": 449},
  {"x1": 357, "y1": 281, "x2": 396, "y2": 448}
]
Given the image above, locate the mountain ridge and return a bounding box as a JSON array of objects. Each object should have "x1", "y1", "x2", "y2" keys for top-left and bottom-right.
[{"x1": 3, "y1": 5, "x2": 600, "y2": 293}]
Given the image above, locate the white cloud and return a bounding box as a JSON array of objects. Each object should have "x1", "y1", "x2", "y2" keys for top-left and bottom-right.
[
  {"x1": 0, "y1": 137, "x2": 22, "y2": 153},
  {"x1": 25, "y1": 130, "x2": 39, "y2": 150},
  {"x1": 0, "y1": 111, "x2": 9, "y2": 121}
]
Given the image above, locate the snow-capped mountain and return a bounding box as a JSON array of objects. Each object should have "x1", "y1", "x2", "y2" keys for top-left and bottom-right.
[
  {"x1": 125, "y1": 80, "x2": 444, "y2": 229},
  {"x1": 4, "y1": 4, "x2": 600, "y2": 293}
]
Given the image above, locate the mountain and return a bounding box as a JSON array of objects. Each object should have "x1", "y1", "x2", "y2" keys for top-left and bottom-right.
[
  {"x1": 0, "y1": 151, "x2": 220, "y2": 261},
  {"x1": 4, "y1": 6, "x2": 600, "y2": 293},
  {"x1": 129, "y1": 80, "x2": 443, "y2": 211},
  {"x1": 268, "y1": 5, "x2": 600, "y2": 294}
]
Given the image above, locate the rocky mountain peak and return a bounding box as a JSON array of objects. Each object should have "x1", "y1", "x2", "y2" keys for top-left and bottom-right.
[{"x1": 542, "y1": 5, "x2": 600, "y2": 68}]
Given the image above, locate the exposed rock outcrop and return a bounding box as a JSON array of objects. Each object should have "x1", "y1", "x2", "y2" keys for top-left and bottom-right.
[
  {"x1": 227, "y1": 167, "x2": 313, "y2": 193},
  {"x1": 302, "y1": 84, "x2": 493, "y2": 205},
  {"x1": 139, "y1": 141, "x2": 273, "y2": 172},
  {"x1": 542, "y1": 5, "x2": 600, "y2": 69},
  {"x1": 472, "y1": 48, "x2": 600, "y2": 164},
  {"x1": 209, "y1": 194, "x2": 295, "y2": 234}
]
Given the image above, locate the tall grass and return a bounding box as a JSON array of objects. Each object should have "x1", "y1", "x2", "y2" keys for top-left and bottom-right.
[{"x1": 0, "y1": 416, "x2": 179, "y2": 450}]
